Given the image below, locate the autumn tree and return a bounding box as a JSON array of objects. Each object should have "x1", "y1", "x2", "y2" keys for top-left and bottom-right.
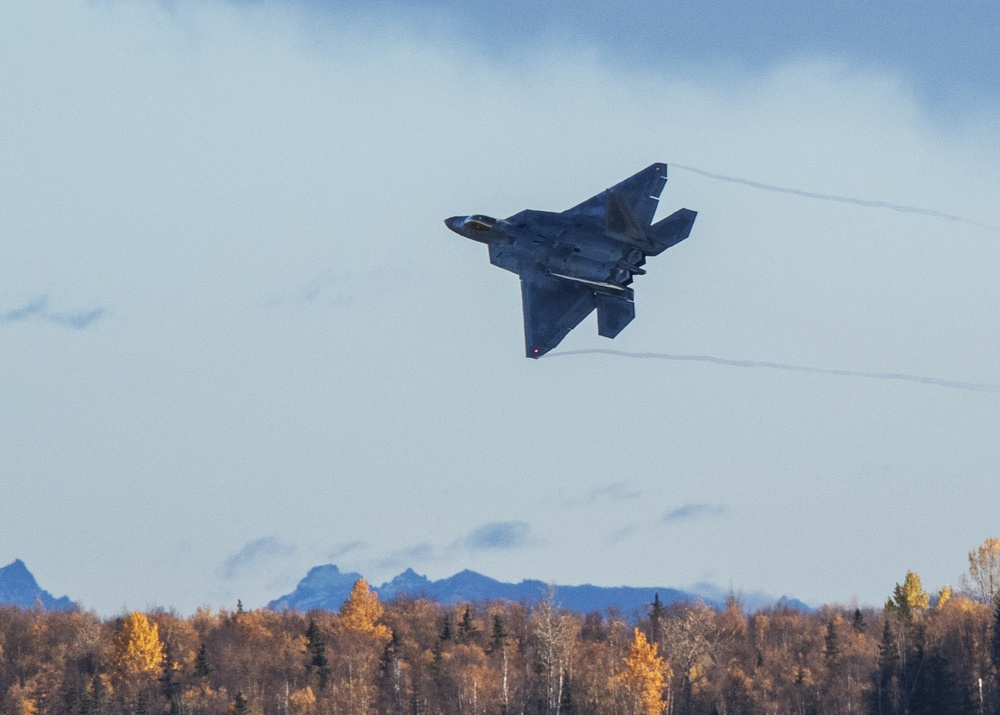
[
  {"x1": 109, "y1": 611, "x2": 166, "y2": 713},
  {"x1": 618, "y1": 628, "x2": 670, "y2": 715},
  {"x1": 112, "y1": 612, "x2": 164, "y2": 682},
  {"x1": 962, "y1": 537, "x2": 1000, "y2": 605},
  {"x1": 877, "y1": 571, "x2": 932, "y2": 715},
  {"x1": 340, "y1": 579, "x2": 390, "y2": 639},
  {"x1": 330, "y1": 580, "x2": 392, "y2": 715}
]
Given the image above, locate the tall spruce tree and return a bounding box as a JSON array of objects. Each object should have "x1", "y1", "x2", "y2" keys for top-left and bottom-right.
[
  {"x1": 649, "y1": 593, "x2": 665, "y2": 647},
  {"x1": 193, "y1": 643, "x2": 212, "y2": 680},
  {"x1": 305, "y1": 619, "x2": 330, "y2": 691}
]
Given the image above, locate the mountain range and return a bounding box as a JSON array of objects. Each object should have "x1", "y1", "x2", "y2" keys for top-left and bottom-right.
[
  {"x1": 0, "y1": 559, "x2": 75, "y2": 610},
  {"x1": 269, "y1": 565, "x2": 811, "y2": 614},
  {"x1": 1, "y1": 559, "x2": 810, "y2": 614}
]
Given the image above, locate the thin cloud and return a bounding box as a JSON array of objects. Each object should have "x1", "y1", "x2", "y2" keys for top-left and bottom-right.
[
  {"x1": 264, "y1": 265, "x2": 415, "y2": 308},
  {"x1": 606, "y1": 525, "x2": 637, "y2": 545},
  {"x1": 670, "y1": 163, "x2": 999, "y2": 233},
  {"x1": 1, "y1": 297, "x2": 48, "y2": 323},
  {"x1": 662, "y1": 503, "x2": 727, "y2": 524},
  {"x1": 220, "y1": 537, "x2": 295, "y2": 579},
  {"x1": 567, "y1": 481, "x2": 643, "y2": 507},
  {"x1": 1, "y1": 297, "x2": 106, "y2": 330},
  {"x1": 48, "y1": 308, "x2": 106, "y2": 329},
  {"x1": 377, "y1": 543, "x2": 435, "y2": 570},
  {"x1": 326, "y1": 540, "x2": 367, "y2": 561},
  {"x1": 548, "y1": 350, "x2": 1000, "y2": 394},
  {"x1": 462, "y1": 521, "x2": 534, "y2": 551}
]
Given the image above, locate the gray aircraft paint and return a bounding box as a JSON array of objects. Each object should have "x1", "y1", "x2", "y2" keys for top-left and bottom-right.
[{"x1": 446, "y1": 163, "x2": 696, "y2": 357}]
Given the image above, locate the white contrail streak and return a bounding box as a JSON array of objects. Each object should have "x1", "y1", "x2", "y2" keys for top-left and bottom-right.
[
  {"x1": 548, "y1": 349, "x2": 1000, "y2": 394},
  {"x1": 670, "y1": 164, "x2": 999, "y2": 233}
]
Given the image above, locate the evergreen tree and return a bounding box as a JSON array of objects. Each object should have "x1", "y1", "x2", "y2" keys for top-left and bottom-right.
[
  {"x1": 439, "y1": 613, "x2": 453, "y2": 642},
  {"x1": 232, "y1": 692, "x2": 248, "y2": 715},
  {"x1": 824, "y1": 621, "x2": 840, "y2": 664},
  {"x1": 852, "y1": 608, "x2": 866, "y2": 633},
  {"x1": 650, "y1": 593, "x2": 665, "y2": 647},
  {"x1": 193, "y1": 643, "x2": 212, "y2": 680},
  {"x1": 304, "y1": 619, "x2": 330, "y2": 691},
  {"x1": 458, "y1": 607, "x2": 476, "y2": 641},
  {"x1": 489, "y1": 615, "x2": 507, "y2": 654}
]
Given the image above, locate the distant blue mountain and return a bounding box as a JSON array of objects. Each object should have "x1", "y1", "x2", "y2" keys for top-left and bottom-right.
[
  {"x1": 0, "y1": 560, "x2": 75, "y2": 611},
  {"x1": 269, "y1": 565, "x2": 812, "y2": 615}
]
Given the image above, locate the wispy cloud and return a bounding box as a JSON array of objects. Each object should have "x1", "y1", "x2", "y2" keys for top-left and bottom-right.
[
  {"x1": 567, "y1": 481, "x2": 643, "y2": 507},
  {"x1": 220, "y1": 537, "x2": 295, "y2": 579},
  {"x1": 461, "y1": 521, "x2": 535, "y2": 551},
  {"x1": 1, "y1": 296, "x2": 106, "y2": 330},
  {"x1": 662, "y1": 503, "x2": 727, "y2": 525},
  {"x1": 549, "y1": 350, "x2": 1000, "y2": 395},
  {"x1": 265, "y1": 265, "x2": 415, "y2": 308},
  {"x1": 606, "y1": 526, "x2": 637, "y2": 545},
  {"x1": 326, "y1": 541, "x2": 367, "y2": 561},
  {"x1": 671, "y1": 163, "x2": 999, "y2": 233},
  {"x1": 377, "y1": 543, "x2": 435, "y2": 570}
]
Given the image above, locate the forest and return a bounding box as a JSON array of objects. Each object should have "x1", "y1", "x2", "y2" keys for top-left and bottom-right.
[{"x1": 2, "y1": 538, "x2": 999, "y2": 715}]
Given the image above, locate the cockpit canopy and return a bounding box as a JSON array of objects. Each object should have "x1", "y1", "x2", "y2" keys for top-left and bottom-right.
[{"x1": 464, "y1": 215, "x2": 497, "y2": 231}]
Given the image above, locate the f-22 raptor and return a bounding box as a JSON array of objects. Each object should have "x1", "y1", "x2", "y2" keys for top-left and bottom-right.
[{"x1": 446, "y1": 163, "x2": 696, "y2": 358}]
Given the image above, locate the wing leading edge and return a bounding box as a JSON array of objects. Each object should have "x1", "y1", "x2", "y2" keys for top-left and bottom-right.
[{"x1": 566, "y1": 162, "x2": 667, "y2": 226}]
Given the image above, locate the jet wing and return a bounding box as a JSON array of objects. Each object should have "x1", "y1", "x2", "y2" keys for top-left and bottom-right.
[
  {"x1": 564, "y1": 163, "x2": 668, "y2": 227},
  {"x1": 520, "y1": 272, "x2": 597, "y2": 358}
]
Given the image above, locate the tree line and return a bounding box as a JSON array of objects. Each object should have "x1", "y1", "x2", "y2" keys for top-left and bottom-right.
[{"x1": 2, "y1": 538, "x2": 1000, "y2": 715}]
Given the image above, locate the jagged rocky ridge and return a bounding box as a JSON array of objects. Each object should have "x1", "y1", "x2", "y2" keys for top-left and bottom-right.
[
  {"x1": 269, "y1": 565, "x2": 811, "y2": 614},
  {"x1": 0, "y1": 559, "x2": 75, "y2": 610}
]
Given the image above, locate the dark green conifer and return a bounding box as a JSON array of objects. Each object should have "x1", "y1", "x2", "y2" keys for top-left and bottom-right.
[
  {"x1": 824, "y1": 621, "x2": 840, "y2": 664},
  {"x1": 489, "y1": 615, "x2": 507, "y2": 654},
  {"x1": 458, "y1": 606, "x2": 476, "y2": 641},
  {"x1": 852, "y1": 608, "x2": 866, "y2": 633},
  {"x1": 650, "y1": 593, "x2": 665, "y2": 646},
  {"x1": 439, "y1": 612, "x2": 453, "y2": 642},
  {"x1": 232, "y1": 692, "x2": 248, "y2": 715},
  {"x1": 305, "y1": 619, "x2": 330, "y2": 691},
  {"x1": 194, "y1": 643, "x2": 212, "y2": 679}
]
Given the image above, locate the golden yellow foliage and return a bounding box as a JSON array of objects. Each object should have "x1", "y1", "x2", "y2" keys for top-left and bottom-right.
[
  {"x1": 8, "y1": 683, "x2": 38, "y2": 715},
  {"x1": 890, "y1": 570, "x2": 929, "y2": 613},
  {"x1": 618, "y1": 628, "x2": 671, "y2": 715},
  {"x1": 288, "y1": 686, "x2": 316, "y2": 715},
  {"x1": 340, "y1": 579, "x2": 391, "y2": 639},
  {"x1": 935, "y1": 586, "x2": 952, "y2": 610},
  {"x1": 112, "y1": 611, "x2": 164, "y2": 680}
]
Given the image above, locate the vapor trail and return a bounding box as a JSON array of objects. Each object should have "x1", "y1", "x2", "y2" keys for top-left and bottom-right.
[
  {"x1": 670, "y1": 164, "x2": 998, "y2": 233},
  {"x1": 548, "y1": 349, "x2": 1000, "y2": 394}
]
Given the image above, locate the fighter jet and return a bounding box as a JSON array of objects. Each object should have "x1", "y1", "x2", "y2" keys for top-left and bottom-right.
[{"x1": 445, "y1": 162, "x2": 696, "y2": 358}]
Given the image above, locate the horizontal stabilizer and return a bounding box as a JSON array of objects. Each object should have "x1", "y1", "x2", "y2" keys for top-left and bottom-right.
[
  {"x1": 647, "y1": 208, "x2": 697, "y2": 255},
  {"x1": 596, "y1": 293, "x2": 635, "y2": 339}
]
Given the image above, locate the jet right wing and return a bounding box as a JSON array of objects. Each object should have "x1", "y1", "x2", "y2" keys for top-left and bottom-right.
[
  {"x1": 520, "y1": 272, "x2": 597, "y2": 358},
  {"x1": 565, "y1": 163, "x2": 668, "y2": 227}
]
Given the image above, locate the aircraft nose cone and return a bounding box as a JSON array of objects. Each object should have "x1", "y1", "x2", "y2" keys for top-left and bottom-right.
[{"x1": 444, "y1": 216, "x2": 465, "y2": 234}]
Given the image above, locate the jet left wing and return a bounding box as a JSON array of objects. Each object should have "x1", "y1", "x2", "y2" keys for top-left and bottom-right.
[
  {"x1": 565, "y1": 163, "x2": 668, "y2": 227},
  {"x1": 520, "y1": 272, "x2": 597, "y2": 358}
]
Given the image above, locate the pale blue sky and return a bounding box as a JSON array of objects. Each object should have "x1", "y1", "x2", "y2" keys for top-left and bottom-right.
[{"x1": 2, "y1": 0, "x2": 998, "y2": 614}]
